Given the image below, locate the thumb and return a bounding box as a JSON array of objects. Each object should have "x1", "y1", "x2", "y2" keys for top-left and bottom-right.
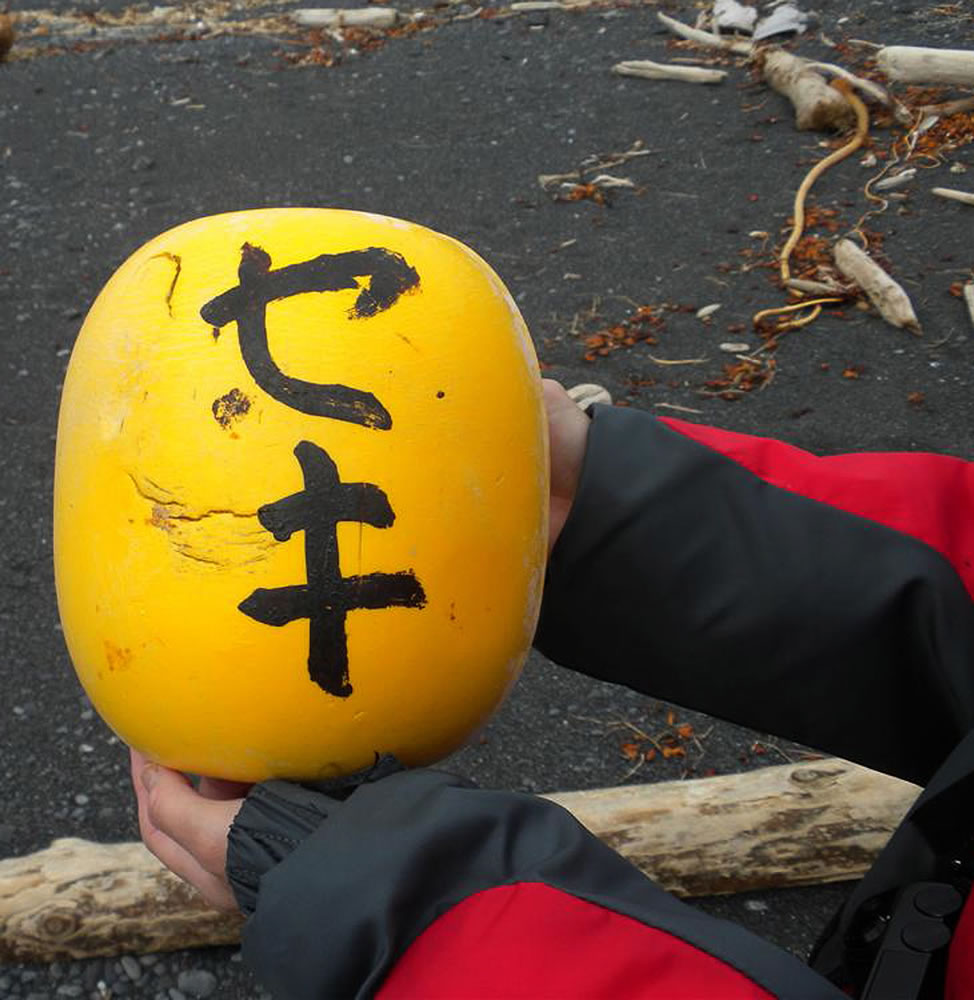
[{"x1": 139, "y1": 762, "x2": 239, "y2": 876}]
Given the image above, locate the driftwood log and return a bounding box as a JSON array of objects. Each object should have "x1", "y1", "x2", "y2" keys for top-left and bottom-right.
[
  {"x1": 0, "y1": 758, "x2": 919, "y2": 962},
  {"x1": 833, "y1": 239, "x2": 922, "y2": 335},
  {"x1": 0, "y1": 839, "x2": 244, "y2": 963},
  {"x1": 546, "y1": 758, "x2": 918, "y2": 897},
  {"x1": 877, "y1": 46, "x2": 974, "y2": 87},
  {"x1": 757, "y1": 49, "x2": 857, "y2": 131}
]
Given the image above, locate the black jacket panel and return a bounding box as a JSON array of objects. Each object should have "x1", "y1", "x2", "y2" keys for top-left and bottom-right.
[{"x1": 536, "y1": 406, "x2": 974, "y2": 786}]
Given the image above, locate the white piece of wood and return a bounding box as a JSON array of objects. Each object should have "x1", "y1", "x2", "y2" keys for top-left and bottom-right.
[
  {"x1": 873, "y1": 168, "x2": 917, "y2": 192},
  {"x1": 511, "y1": 1, "x2": 588, "y2": 11},
  {"x1": 877, "y1": 46, "x2": 974, "y2": 86},
  {"x1": 292, "y1": 7, "x2": 399, "y2": 29},
  {"x1": 833, "y1": 239, "x2": 921, "y2": 334},
  {"x1": 613, "y1": 60, "x2": 727, "y2": 84},
  {"x1": 932, "y1": 187, "x2": 974, "y2": 207},
  {"x1": 964, "y1": 282, "x2": 974, "y2": 333},
  {"x1": 759, "y1": 49, "x2": 856, "y2": 131},
  {"x1": 802, "y1": 62, "x2": 891, "y2": 105},
  {"x1": 785, "y1": 277, "x2": 848, "y2": 296},
  {"x1": 0, "y1": 759, "x2": 919, "y2": 960},
  {"x1": 656, "y1": 11, "x2": 753, "y2": 55}
]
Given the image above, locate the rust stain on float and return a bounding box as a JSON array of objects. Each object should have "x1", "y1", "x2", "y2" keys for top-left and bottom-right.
[
  {"x1": 104, "y1": 641, "x2": 133, "y2": 673},
  {"x1": 211, "y1": 388, "x2": 252, "y2": 430}
]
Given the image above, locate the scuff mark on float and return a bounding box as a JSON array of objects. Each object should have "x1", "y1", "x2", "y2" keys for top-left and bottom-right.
[
  {"x1": 149, "y1": 252, "x2": 182, "y2": 318},
  {"x1": 127, "y1": 471, "x2": 276, "y2": 567}
]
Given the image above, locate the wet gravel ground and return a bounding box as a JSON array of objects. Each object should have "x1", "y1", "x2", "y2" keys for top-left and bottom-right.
[{"x1": 2, "y1": 0, "x2": 973, "y2": 995}]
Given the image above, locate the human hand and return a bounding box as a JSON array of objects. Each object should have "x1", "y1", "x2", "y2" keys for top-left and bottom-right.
[
  {"x1": 543, "y1": 379, "x2": 592, "y2": 553},
  {"x1": 130, "y1": 748, "x2": 251, "y2": 911}
]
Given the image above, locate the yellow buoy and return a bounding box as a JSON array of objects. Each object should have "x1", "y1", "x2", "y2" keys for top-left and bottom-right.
[{"x1": 54, "y1": 209, "x2": 548, "y2": 782}]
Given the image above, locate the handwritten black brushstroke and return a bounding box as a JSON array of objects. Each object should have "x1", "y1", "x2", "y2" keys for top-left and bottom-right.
[
  {"x1": 200, "y1": 243, "x2": 419, "y2": 428},
  {"x1": 239, "y1": 441, "x2": 426, "y2": 697}
]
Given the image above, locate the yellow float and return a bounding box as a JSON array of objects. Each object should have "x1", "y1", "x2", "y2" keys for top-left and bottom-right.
[{"x1": 53, "y1": 208, "x2": 548, "y2": 782}]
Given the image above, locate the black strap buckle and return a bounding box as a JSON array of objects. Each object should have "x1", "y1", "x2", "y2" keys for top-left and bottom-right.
[{"x1": 859, "y1": 882, "x2": 965, "y2": 1000}]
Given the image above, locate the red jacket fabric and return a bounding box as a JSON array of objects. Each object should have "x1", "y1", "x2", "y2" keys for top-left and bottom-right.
[{"x1": 380, "y1": 883, "x2": 776, "y2": 999}]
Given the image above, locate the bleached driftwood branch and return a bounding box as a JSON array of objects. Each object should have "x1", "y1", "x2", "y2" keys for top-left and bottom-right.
[
  {"x1": 786, "y1": 277, "x2": 850, "y2": 296},
  {"x1": 932, "y1": 187, "x2": 974, "y2": 207},
  {"x1": 758, "y1": 49, "x2": 857, "y2": 130},
  {"x1": 0, "y1": 759, "x2": 919, "y2": 961},
  {"x1": 802, "y1": 62, "x2": 890, "y2": 106},
  {"x1": 834, "y1": 239, "x2": 921, "y2": 335},
  {"x1": 613, "y1": 60, "x2": 727, "y2": 84},
  {"x1": 292, "y1": 7, "x2": 400, "y2": 29},
  {"x1": 877, "y1": 46, "x2": 974, "y2": 87},
  {"x1": 656, "y1": 11, "x2": 753, "y2": 55}
]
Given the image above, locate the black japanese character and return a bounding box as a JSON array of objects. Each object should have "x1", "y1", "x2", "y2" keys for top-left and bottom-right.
[
  {"x1": 239, "y1": 441, "x2": 426, "y2": 697},
  {"x1": 200, "y1": 243, "x2": 420, "y2": 429}
]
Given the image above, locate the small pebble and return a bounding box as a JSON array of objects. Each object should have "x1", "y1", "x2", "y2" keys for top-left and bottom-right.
[
  {"x1": 121, "y1": 955, "x2": 142, "y2": 982},
  {"x1": 176, "y1": 969, "x2": 217, "y2": 999},
  {"x1": 82, "y1": 962, "x2": 103, "y2": 990}
]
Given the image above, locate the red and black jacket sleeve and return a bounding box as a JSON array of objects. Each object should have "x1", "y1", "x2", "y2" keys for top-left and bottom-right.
[
  {"x1": 227, "y1": 769, "x2": 843, "y2": 999},
  {"x1": 225, "y1": 405, "x2": 974, "y2": 999},
  {"x1": 536, "y1": 405, "x2": 974, "y2": 787}
]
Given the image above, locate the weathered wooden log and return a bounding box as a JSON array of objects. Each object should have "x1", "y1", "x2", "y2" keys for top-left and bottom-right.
[
  {"x1": 0, "y1": 839, "x2": 243, "y2": 963},
  {"x1": 757, "y1": 49, "x2": 856, "y2": 131},
  {"x1": 0, "y1": 759, "x2": 919, "y2": 962},
  {"x1": 546, "y1": 758, "x2": 919, "y2": 897},
  {"x1": 877, "y1": 46, "x2": 974, "y2": 87},
  {"x1": 834, "y1": 239, "x2": 922, "y2": 335}
]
